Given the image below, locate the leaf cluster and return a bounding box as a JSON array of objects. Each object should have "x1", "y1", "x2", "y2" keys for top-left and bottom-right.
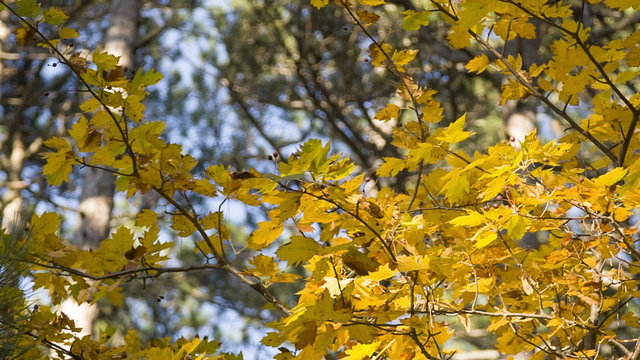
[{"x1": 2, "y1": 0, "x2": 640, "y2": 358}]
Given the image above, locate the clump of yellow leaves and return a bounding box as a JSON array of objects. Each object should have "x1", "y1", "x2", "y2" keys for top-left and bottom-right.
[{"x1": 7, "y1": 0, "x2": 640, "y2": 358}]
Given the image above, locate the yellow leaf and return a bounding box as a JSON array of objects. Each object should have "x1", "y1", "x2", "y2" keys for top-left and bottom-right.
[
  {"x1": 500, "y1": 79, "x2": 528, "y2": 104},
  {"x1": 369, "y1": 43, "x2": 392, "y2": 67},
  {"x1": 473, "y1": 229, "x2": 498, "y2": 248},
  {"x1": 92, "y1": 50, "x2": 119, "y2": 70},
  {"x1": 31, "y1": 212, "x2": 61, "y2": 235},
  {"x1": 342, "y1": 248, "x2": 380, "y2": 275},
  {"x1": 294, "y1": 321, "x2": 317, "y2": 349},
  {"x1": 374, "y1": 104, "x2": 400, "y2": 121},
  {"x1": 247, "y1": 221, "x2": 283, "y2": 250},
  {"x1": 42, "y1": 137, "x2": 75, "y2": 185},
  {"x1": 44, "y1": 7, "x2": 68, "y2": 25},
  {"x1": 402, "y1": 10, "x2": 429, "y2": 31},
  {"x1": 436, "y1": 114, "x2": 473, "y2": 143},
  {"x1": 397, "y1": 255, "x2": 429, "y2": 272},
  {"x1": 358, "y1": 0, "x2": 385, "y2": 5},
  {"x1": 466, "y1": 54, "x2": 490, "y2": 74},
  {"x1": 16, "y1": 24, "x2": 35, "y2": 45},
  {"x1": 171, "y1": 215, "x2": 196, "y2": 237},
  {"x1": 135, "y1": 209, "x2": 158, "y2": 227},
  {"x1": 248, "y1": 254, "x2": 279, "y2": 278},
  {"x1": 356, "y1": 10, "x2": 380, "y2": 26},
  {"x1": 594, "y1": 167, "x2": 627, "y2": 187},
  {"x1": 441, "y1": 171, "x2": 470, "y2": 203},
  {"x1": 448, "y1": 27, "x2": 472, "y2": 48},
  {"x1": 277, "y1": 235, "x2": 321, "y2": 265},
  {"x1": 392, "y1": 49, "x2": 418, "y2": 72},
  {"x1": 80, "y1": 97, "x2": 102, "y2": 112},
  {"x1": 201, "y1": 211, "x2": 223, "y2": 230},
  {"x1": 367, "y1": 263, "x2": 396, "y2": 282},
  {"x1": 310, "y1": 0, "x2": 329, "y2": 8},
  {"x1": 505, "y1": 215, "x2": 529, "y2": 240},
  {"x1": 580, "y1": 350, "x2": 597, "y2": 357},
  {"x1": 16, "y1": 0, "x2": 40, "y2": 17},
  {"x1": 487, "y1": 317, "x2": 509, "y2": 332},
  {"x1": 69, "y1": 116, "x2": 102, "y2": 152},
  {"x1": 450, "y1": 211, "x2": 485, "y2": 227},
  {"x1": 125, "y1": 94, "x2": 145, "y2": 122},
  {"x1": 377, "y1": 157, "x2": 405, "y2": 177},
  {"x1": 463, "y1": 277, "x2": 494, "y2": 293},
  {"x1": 43, "y1": 136, "x2": 71, "y2": 152},
  {"x1": 344, "y1": 341, "x2": 381, "y2": 360},
  {"x1": 604, "y1": 0, "x2": 639, "y2": 11},
  {"x1": 614, "y1": 207, "x2": 632, "y2": 222},
  {"x1": 59, "y1": 27, "x2": 79, "y2": 39}
]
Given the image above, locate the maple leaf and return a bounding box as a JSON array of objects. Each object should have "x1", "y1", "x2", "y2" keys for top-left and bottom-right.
[
  {"x1": 310, "y1": 0, "x2": 329, "y2": 9},
  {"x1": 277, "y1": 236, "x2": 322, "y2": 265},
  {"x1": 377, "y1": 157, "x2": 405, "y2": 177},
  {"x1": 356, "y1": 10, "x2": 380, "y2": 26},
  {"x1": 466, "y1": 54, "x2": 490, "y2": 73},
  {"x1": 392, "y1": 49, "x2": 418, "y2": 72},
  {"x1": 402, "y1": 10, "x2": 430, "y2": 31},
  {"x1": 44, "y1": 8, "x2": 68, "y2": 25},
  {"x1": 436, "y1": 114, "x2": 473, "y2": 143},
  {"x1": 343, "y1": 341, "x2": 381, "y2": 360},
  {"x1": 374, "y1": 103, "x2": 400, "y2": 121},
  {"x1": 358, "y1": 0, "x2": 385, "y2": 5},
  {"x1": 247, "y1": 221, "x2": 283, "y2": 250}
]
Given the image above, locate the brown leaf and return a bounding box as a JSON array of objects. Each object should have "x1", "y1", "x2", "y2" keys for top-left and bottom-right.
[
  {"x1": 230, "y1": 170, "x2": 256, "y2": 180},
  {"x1": 294, "y1": 321, "x2": 317, "y2": 349}
]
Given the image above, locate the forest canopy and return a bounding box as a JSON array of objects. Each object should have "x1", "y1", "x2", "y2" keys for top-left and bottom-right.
[{"x1": 1, "y1": 0, "x2": 640, "y2": 359}]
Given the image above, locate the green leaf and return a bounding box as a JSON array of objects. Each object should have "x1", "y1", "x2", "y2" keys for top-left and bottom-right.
[
  {"x1": 44, "y1": 8, "x2": 68, "y2": 25},
  {"x1": 402, "y1": 10, "x2": 430, "y2": 31},
  {"x1": 59, "y1": 27, "x2": 79, "y2": 39},
  {"x1": 130, "y1": 68, "x2": 164, "y2": 94},
  {"x1": 16, "y1": 0, "x2": 40, "y2": 17},
  {"x1": 93, "y1": 50, "x2": 119, "y2": 70}
]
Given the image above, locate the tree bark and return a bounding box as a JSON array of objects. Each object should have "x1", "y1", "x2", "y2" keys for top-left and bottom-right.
[
  {"x1": 0, "y1": 11, "x2": 25, "y2": 233},
  {"x1": 59, "y1": 0, "x2": 140, "y2": 338}
]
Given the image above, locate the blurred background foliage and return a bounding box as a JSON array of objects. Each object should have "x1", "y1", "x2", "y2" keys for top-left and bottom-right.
[{"x1": 1, "y1": 0, "x2": 639, "y2": 357}]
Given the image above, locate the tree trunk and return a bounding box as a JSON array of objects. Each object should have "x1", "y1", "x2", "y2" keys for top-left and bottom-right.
[{"x1": 59, "y1": 0, "x2": 140, "y2": 338}]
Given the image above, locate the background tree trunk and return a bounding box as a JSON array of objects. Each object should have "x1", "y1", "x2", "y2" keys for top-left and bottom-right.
[
  {"x1": 0, "y1": 11, "x2": 23, "y2": 232},
  {"x1": 59, "y1": 0, "x2": 140, "y2": 337}
]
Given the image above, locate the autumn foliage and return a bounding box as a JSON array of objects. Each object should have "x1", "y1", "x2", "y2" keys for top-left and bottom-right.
[{"x1": 2, "y1": 0, "x2": 640, "y2": 359}]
